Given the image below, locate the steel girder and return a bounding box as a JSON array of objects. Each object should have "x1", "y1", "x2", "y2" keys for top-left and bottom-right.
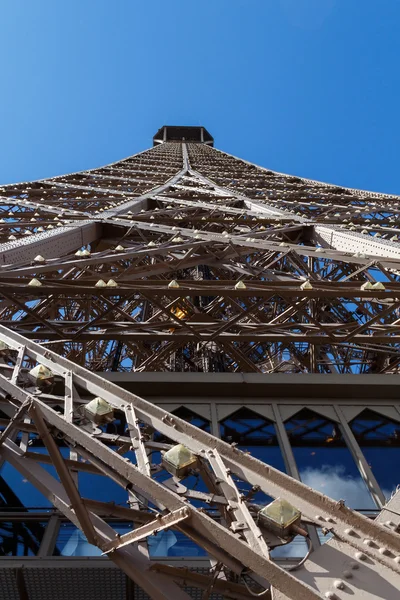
[
  {"x1": 1, "y1": 134, "x2": 400, "y2": 598},
  {"x1": 0, "y1": 140, "x2": 400, "y2": 373},
  {"x1": 0, "y1": 325, "x2": 399, "y2": 599}
]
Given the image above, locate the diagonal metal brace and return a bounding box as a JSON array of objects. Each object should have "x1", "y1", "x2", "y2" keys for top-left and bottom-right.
[
  {"x1": 0, "y1": 399, "x2": 32, "y2": 447},
  {"x1": 102, "y1": 506, "x2": 192, "y2": 554},
  {"x1": 28, "y1": 401, "x2": 100, "y2": 547}
]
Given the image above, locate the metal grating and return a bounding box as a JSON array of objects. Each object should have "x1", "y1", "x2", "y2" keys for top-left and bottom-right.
[
  {"x1": 0, "y1": 565, "x2": 226, "y2": 600},
  {"x1": 134, "y1": 568, "x2": 223, "y2": 600},
  {"x1": 0, "y1": 567, "x2": 126, "y2": 600},
  {"x1": 0, "y1": 569, "x2": 19, "y2": 600}
]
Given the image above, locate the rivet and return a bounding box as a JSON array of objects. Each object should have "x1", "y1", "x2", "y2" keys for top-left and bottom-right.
[
  {"x1": 385, "y1": 520, "x2": 395, "y2": 527},
  {"x1": 334, "y1": 580, "x2": 345, "y2": 590},
  {"x1": 321, "y1": 527, "x2": 330, "y2": 535},
  {"x1": 315, "y1": 515, "x2": 324, "y2": 521},
  {"x1": 379, "y1": 547, "x2": 390, "y2": 555},
  {"x1": 394, "y1": 556, "x2": 400, "y2": 564},
  {"x1": 355, "y1": 552, "x2": 367, "y2": 561},
  {"x1": 349, "y1": 561, "x2": 359, "y2": 570},
  {"x1": 343, "y1": 570, "x2": 353, "y2": 579},
  {"x1": 325, "y1": 593, "x2": 338, "y2": 600},
  {"x1": 326, "y1": 517, "x2": 335, "y2": 523},
  {"x1": 363, "y1": 539, "x2": 373, "y2": 546},
  {"x1": 345, "y1": 528, "x2": 355, "y2": 536}
]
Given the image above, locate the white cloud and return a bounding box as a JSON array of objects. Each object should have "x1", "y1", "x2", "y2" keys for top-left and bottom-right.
[{"x1": 300, "y1": 464, "x2": 376, "y2": 509}]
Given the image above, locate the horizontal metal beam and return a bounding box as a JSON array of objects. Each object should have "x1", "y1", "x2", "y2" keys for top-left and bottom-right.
[
  {"x1": 1, "y1": 281, "x2": 399, "y2": 297},
  {"x1": 5, "y1": 330, "x2": 400, "y2": 343},
  {"x1": 98, "y1": 370, "x2": 400, "y2": 399},
  {"x1": 0, "y1": 222, "x2": 101, "y2": 265},
  {"x1": 314, "y1": 225, "x2": 400, "y2": 259}
]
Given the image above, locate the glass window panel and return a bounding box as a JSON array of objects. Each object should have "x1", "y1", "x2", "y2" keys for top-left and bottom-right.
[
  {"x1": 154, "y1": 406, "x2": 210, "y2": 444},
  {"x1": 285, "y1": 408, "x2": 376, "y2": 509},
  {"x1": 220, "y1": 408, "x2": 285, "y2": 471},
  {"x1": 76, "y1": 445, "x2": 130, "y2": 504},
  {"x1": 350, "y1": 409, "x2": 400, "y2": 498},
  {"x1": 1, "y1": 443, "x2": 129, "y2": 510},
  {"x1": 53, "y1": 521, "x2": 208, "y2": 558},
  {"x1": 1, "y1": 446, "x2": 73, "y2": 509},
  {"x1": 0, "y1": 520, "x2": 46, "y2": 556},
  {"x1": 77, "y1": 471, "x2": 129, "y2": 504},
  {"x1": 54, "y1": 521, "x2": 133, "y2": 557},
  {"x1": 220, "y1": 408, "x2": 285, "y2": 504},
  {"x1": 1, "y1": 463, "x2": 52, "y2": 509},
  {"x1": 149, "y1": 530, "x2": 207, "y2": 558}
]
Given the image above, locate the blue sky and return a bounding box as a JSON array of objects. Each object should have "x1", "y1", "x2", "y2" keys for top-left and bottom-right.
[{"x1": 1, "y1": 1, "x2": 400, "y2": 194}]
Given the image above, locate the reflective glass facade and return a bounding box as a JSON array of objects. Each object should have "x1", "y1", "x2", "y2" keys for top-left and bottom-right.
[{"x1": 1, "y1": 392, "x2": 398, "y2": 559}]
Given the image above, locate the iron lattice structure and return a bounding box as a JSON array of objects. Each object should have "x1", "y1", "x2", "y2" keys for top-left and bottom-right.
[
  {"x1": 1, "y1": 125, "x2": 400, "y2": 373},
  {"x1": 0, "y1": 126, "x2": 400, "y2": 600}
]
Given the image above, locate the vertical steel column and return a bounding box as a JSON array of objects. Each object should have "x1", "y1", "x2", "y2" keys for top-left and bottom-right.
[
  {"x1": 38, "y1": 514, "x2": 61, "y2": 557},
  {"x1": 271, "y1": 403, "x2": 300, "y2": 478},
  {"x1": 13, "y1": 568, "x2": 30, "y2": 600},
  {"x1": 334, "y1": 404, "x2": 386, "y2": 508},
  {"x1": 271, "y1": 403, "x2": 321, "y2": 549},
  {"x1": 210, "y1": 402, "x2": 220, "y2": 438}
]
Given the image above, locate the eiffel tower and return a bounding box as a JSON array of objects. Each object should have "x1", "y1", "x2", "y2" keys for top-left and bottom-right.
[
  {"x1": 1, "y1": 126, "x2": 400, "y2": 600},
  {"x1": 0, "y1": 124, "x2": 399, "y2": 374}
]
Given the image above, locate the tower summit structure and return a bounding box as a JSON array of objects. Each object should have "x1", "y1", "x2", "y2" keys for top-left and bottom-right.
[{"x1": 0, "y1": 127, "x2": 400, "y2": 599}]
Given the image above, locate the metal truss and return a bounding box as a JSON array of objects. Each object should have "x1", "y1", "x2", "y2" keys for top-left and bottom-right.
[
  {"x1": 0, "y1": 136, "x2": 400, "y2": 373},
  {"x1": 0, "y1": 325, "x2": 400, "y2": 599},
  {"x1": 1, "y1": 128, "x2": 400, "y2": 598}
]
